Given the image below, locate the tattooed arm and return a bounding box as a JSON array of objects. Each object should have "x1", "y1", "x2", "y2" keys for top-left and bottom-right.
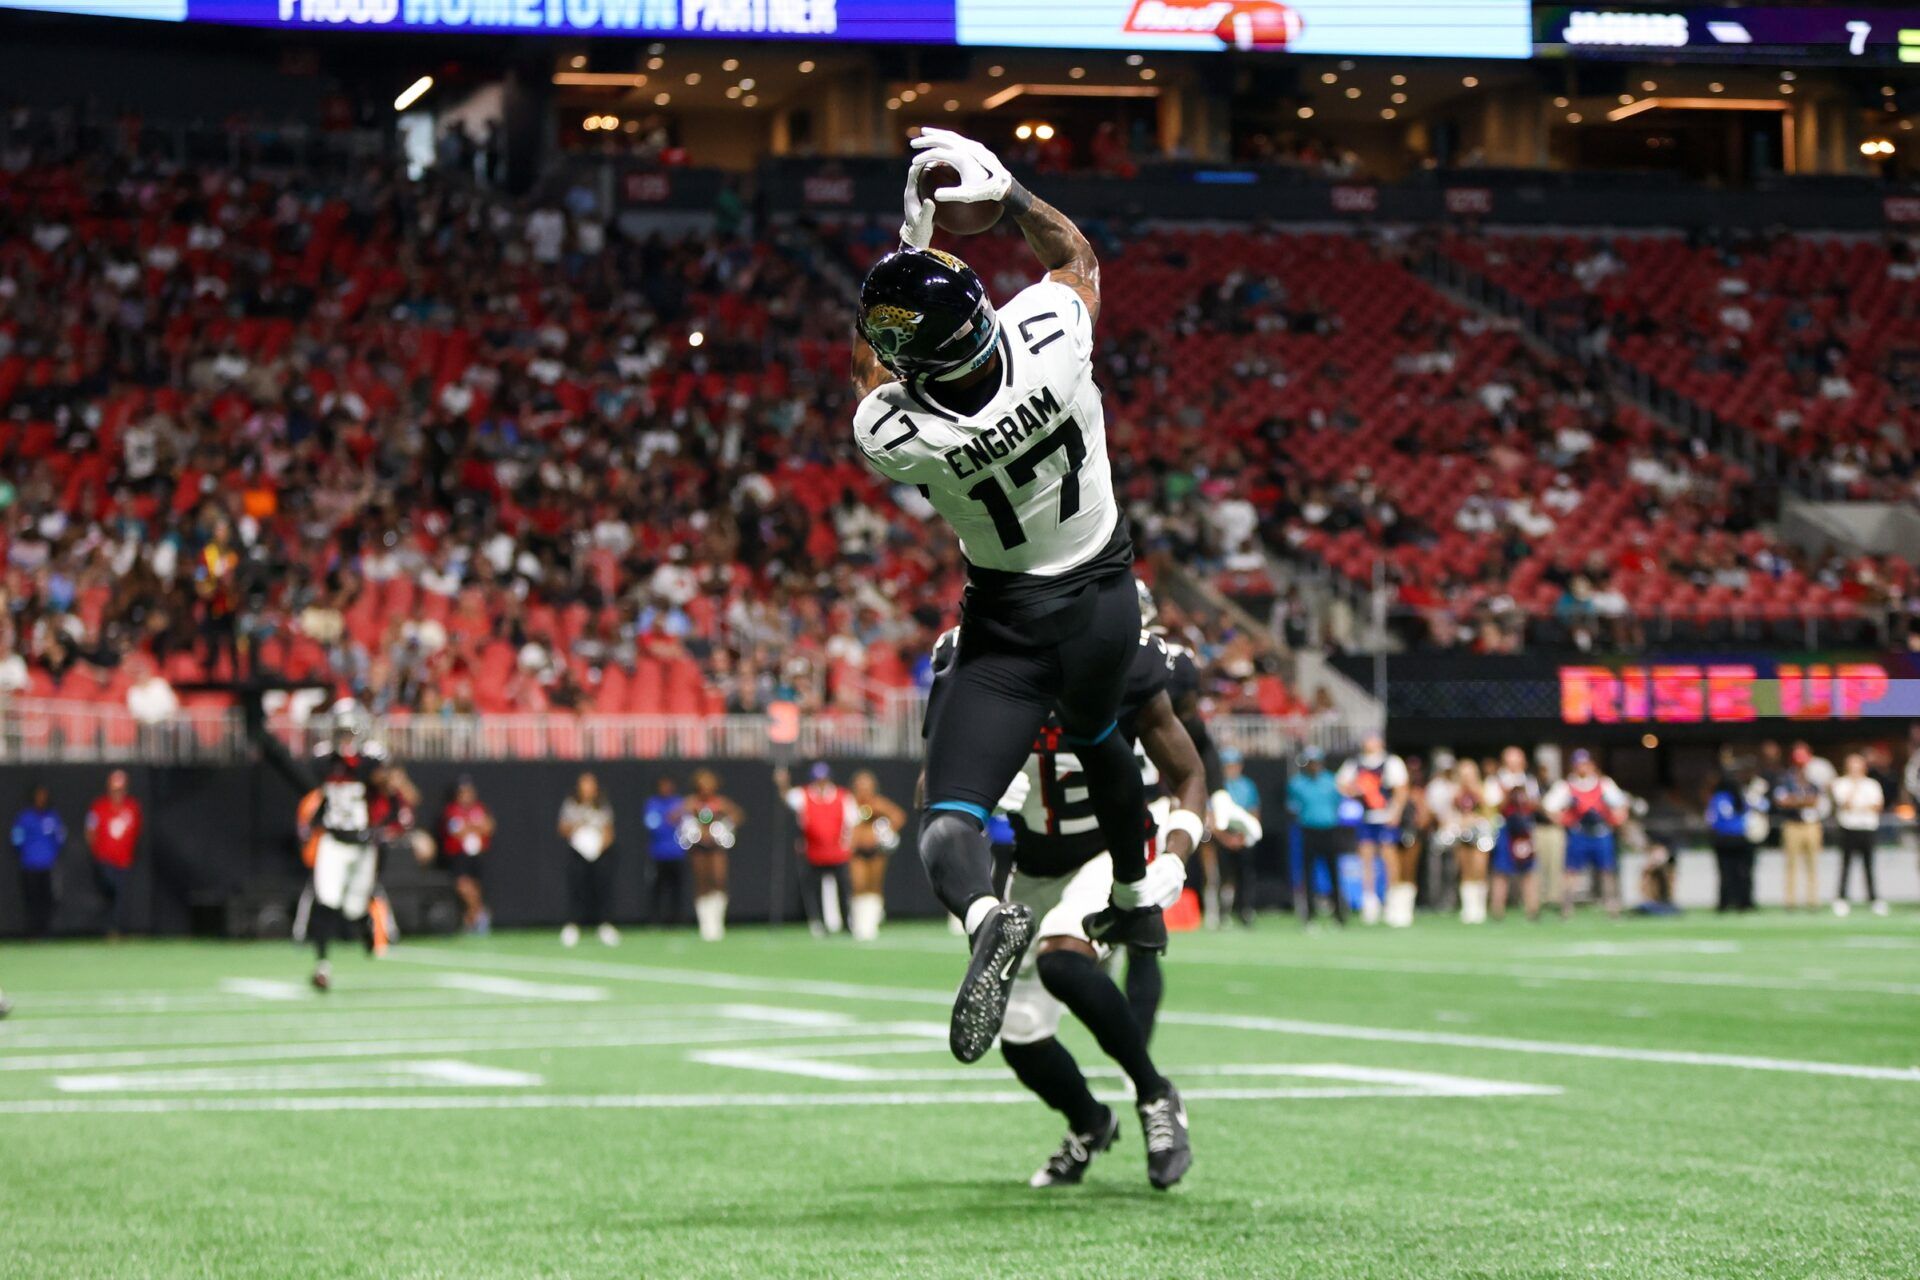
[{"x1": 1004, "y1": 185, "x2": 1100, "y2": 325}]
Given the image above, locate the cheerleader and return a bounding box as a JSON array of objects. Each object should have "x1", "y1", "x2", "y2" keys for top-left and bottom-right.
[
  {"x1": 679, "y1": 769, "x2": 744, "y2": 941},
  {"x1": 848, "y1": 770, "x2": 907, "y2": 941}
]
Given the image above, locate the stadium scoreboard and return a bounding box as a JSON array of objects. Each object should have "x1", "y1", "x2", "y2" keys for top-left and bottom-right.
[
  {"x1": 1538, "y1": 5, "x2": 1920, "y2": 65},
  {"x1": 0, "y1": 0, "x2": 1533, "y2": 55}
]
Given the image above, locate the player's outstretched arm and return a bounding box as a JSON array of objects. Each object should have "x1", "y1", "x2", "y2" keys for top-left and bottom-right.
[
  {"x1": 1137, "y1": 690, "x2": 1208, "y2": 859},
  {"x1": 1005, "y1": 189, "x2": 1100, "y2": 325},
  {"x1": 909, "y1": 128, "x2": 1099, "y2": 323}
]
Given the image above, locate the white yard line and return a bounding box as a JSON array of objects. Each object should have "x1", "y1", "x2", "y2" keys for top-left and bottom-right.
[
  {"x1": 0, "y1": 1021, "x2": 940, "y2": 1073},
  {"x1": 431, "y1": 975, "x2": 608, "y2": 1002},
  {"x1": 0, "y1": 1084, "x2": 1553, "y2": 1116},
  {"x1": 1163, "y1": 1012, "x2": 1920, "y2": 1084},
  {"x1": 387, "y1": 946, "x2": 954, "y2": 1005},
  {"x1": 859, "y1": 935, "x2": 1920, "y2": 998},
  {"x1": 384, "y1": 946, "x2": 1920, "y2": 1084},
  {"x1": 52, "y1": 1059, "x2": 543, "y2": 1094},
  {"x1": 0, "y1": 1004, "x2": 708, "y2": 1051},
  {"x1": 218, "y1": 979, "x2": 315, "y2": 1001}
]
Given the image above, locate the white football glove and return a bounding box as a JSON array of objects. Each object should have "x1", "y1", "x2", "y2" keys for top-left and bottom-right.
[
  {"x1": 996, "y1": 769, "x2": 1032, "y2": 815},
  {"x1": 900, "y1": 152, "x2": 938, "y2": 250},
  {"x1": 909, "y1": 128, "x2": 1014, "y2": 205},
  {"x1": 1133, "y1": 853, "x2": 1189, "y2": 912}
]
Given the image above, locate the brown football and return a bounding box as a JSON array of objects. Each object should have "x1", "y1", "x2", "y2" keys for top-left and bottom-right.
[{"x1": 918, "y1": 161, "x2": 1003, "y2": 236}]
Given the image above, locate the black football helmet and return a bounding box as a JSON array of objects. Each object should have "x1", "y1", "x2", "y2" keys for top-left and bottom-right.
[{"x1": 857, "y1": 248, "x2": 999, "y2": 378}]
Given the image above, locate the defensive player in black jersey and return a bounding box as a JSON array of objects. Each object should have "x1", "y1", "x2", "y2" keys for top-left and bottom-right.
[
  {"x1": 1136, "y1": 581, "x2": 1240, "y2": 925},
  {"x1": 853, "y1": 129, "x2": 1166, "y2": 1063},
  {"x1": 929, "y1": 602, "x2": 1207, "y2": 1191},
  {"x1": 262, "y1": 702, "x2": 416, "y2": 991}
]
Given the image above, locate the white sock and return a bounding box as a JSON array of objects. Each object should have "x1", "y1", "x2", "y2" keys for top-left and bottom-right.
[
  {"x1": 696, "y1": 893, "x2": 727, "y2": 941},
  {"x1": 821, "y1": 881, "x2": 844, "y2": 935},
  {"x1": 962, "y1": 896, "x2": 998, "y2": 936},
  {"x1": 1460, "y1": 881, "x2": 1488, "y2": 924},
  {"x1": 850, "y1": 894, "x2": 883, "y2": 941},
  {"x1": 1388, "y1": 883, "x2": 1417, "y2": 927}
]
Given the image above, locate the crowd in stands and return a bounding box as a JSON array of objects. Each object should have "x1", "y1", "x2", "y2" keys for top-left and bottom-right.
[
  {"x1": 1442, "y1": 228, "x2": 1920, "y2": 504},
  {"x1": 1, "y1": 118, "x2": 1916, "y2": 728}
]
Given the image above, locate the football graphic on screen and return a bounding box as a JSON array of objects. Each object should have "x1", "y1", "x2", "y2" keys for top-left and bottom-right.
[{"x1": 1214, "y1": 0, "x2": 1303, "y2": 50}]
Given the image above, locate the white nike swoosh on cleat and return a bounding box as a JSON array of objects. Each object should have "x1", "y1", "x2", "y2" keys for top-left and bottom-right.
[{"x1": 998, "y1": 948, "x2": 1020, "y2": 982}]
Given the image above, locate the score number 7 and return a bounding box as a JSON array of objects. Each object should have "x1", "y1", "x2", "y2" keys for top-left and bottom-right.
[{"x1": 1848, "y1": 20, "x2": 1871, "y2": 55}]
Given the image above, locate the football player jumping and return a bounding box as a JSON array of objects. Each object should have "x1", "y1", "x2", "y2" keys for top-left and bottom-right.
[
  {"x1": 853, "y1": 129, "x2": 1182, "y2": 1063},
  {"x1": 928, "y1": 601, "x2": 1203, "y2": 1191}
]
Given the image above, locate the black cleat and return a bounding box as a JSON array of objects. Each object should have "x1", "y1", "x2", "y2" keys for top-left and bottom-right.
[
  {"x1": 949, "y1": 902, "x2": 1034, "y2": 1063},
  {"x1": 1029, "y1": 1107, "x2": 1120, "y2": 1187},
  {"x1": 1083, "y1": 904, "x2": 1168, "y2": 953},
  {"x1": 1137, "y1": 1085, "x2": 1192, "y2": 1190}
]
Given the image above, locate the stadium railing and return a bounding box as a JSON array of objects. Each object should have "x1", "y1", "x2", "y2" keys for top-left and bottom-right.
[{"x1": 0, "y1": 699, "x2": 1361, "y2": 765}]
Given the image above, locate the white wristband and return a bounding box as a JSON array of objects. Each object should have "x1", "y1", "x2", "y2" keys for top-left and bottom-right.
[{"x1": 1161, "y1": 808, "x2": 1206, "y2": 851}]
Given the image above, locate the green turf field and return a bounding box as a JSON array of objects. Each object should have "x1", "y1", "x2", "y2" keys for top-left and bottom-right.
[{"x1": 3, "y1": 912, "x2": 1918, "y2": 1279}]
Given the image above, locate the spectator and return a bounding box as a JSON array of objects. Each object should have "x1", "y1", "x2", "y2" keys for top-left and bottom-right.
[
  {"x1": 557, "y1": 772, "x2": 618, "y2": 948},
  {"x1": 1634, "y1": 840, "x2": 1680, "y2": 916},
  {"x1": 126, "y1": 662, "x2": 180, "y2": 725},
  {"x1": 11, "y1": 785, "x2": 66, "y2": 937},
  {"x1": 1530, "y1": 758, "x2": 1568, "y2": 910},
  {"x1": 1773, "y1": 742, "x2": 1833, "y2": 911},
  {"x1": 641, "y1": 775, "x2": 688, "y2": 926},
  {"x1": 83, "y1": 770, "x2": 142, "y2": 937},
  {"x1": 777, "y1": 762, "x2": 856, "y2": 939},
  {"x1": 1213, "y1": 748, "x2": 1261, "y2": 925},
  {"x1": 1706, "y1": 767, "x2": 1764, "y2": 912},
  {"x1": 439, "y1": 776, "x2": 494, "y2": 935},
  {"x1": 1830, "y1": 753, "x2": 1886, "y2": 918},
  {"x1": 1287, "y1": 746, "x2": 1345, "y2": 927}
]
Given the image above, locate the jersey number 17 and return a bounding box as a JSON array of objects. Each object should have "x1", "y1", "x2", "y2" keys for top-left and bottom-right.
[{"x1": 965, "y1": 417, "x2": 1086, "y2": 551}]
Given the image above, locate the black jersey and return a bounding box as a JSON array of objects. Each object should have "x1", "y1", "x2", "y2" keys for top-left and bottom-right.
[
  {"x1": 1002, "y1": 631, "x2": 1171, "y2": 877},
  {"x1": 1157, "y1": 635, "x2": 1220, "y2": 791},
  {"x1": 313, "y1": 746, "x2": 404, "y2": 844}
]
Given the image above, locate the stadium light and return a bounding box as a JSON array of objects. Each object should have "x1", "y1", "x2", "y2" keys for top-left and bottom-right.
[
  {"x1": 1608, "y1": 97, "x2": 1789, "y2": 122},
  {"x1": 393, "y1": 76, "x2": 433, "y2": 113},
  {"x1": 554, "y1": 72, "x2": 648, "y2": 88},
  {"x1": 799, "y1": 61, "x2": 815, "y2": 73},
  {"x1": 688, "y1": 331, "x2": 705, "y2": 347},
  {"x1": 981, "y1": 84, "x2": 1160, "y2": 110},
  {"x1": 1035, "y1": 123, "x2": 1055, "y2": 140},
  {"x1": 1016, "y1": 123, "x2": 1033, "y2": 139}
]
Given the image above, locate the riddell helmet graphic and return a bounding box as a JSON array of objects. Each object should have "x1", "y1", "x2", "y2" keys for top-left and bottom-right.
[{"x1": 1122, "y1": 0, "x2": 1303, "y2": 50}]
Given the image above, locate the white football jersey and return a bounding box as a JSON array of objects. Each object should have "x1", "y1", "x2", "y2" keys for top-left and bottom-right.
[{"x1": 854, "y1": 280, "x2": 1117, "y2": 576}]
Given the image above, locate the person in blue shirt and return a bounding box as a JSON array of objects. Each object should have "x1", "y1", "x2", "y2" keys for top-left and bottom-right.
[
  {"x1": 12, "y1": 786, "x2": 67, "y2": 937},
  {"x1": 642, "y1": 775, "x2": 688, "y2": 926},
  {"x1": 1214, "y1": 749, "x2": 1263, "y2": 926},
  {"x1": 1706, "y1": 767, "x2": 1766, "y2": 913},
  {"x1": 1288, "y1": 747, "x2": 1347, "y2": 926}
]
